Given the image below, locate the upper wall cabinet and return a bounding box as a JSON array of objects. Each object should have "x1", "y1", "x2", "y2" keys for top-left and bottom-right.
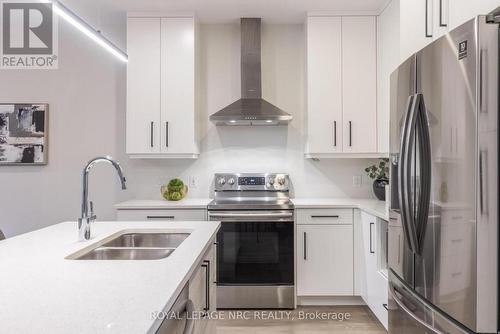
[
  {"x1": 306, "y1": 16, "x2": 382, "y2": 158},
  {"x1": 400, "y1": 0, "x2": 499, "y2": 62},
  {"x1": 400, "y1": 0, "x2": 454, "y2": 61},
  {"x1": 127, "y1": 14, "x2": 199, "y2": 159}
]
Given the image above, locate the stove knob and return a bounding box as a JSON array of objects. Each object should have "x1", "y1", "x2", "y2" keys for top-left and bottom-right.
[
  {"x1": 277, "y1": 177, "x2": 286, "y2": 186},
  {"x1": 218, "y1": 178, "x2": 226, "y2": 185},
  {"x1": 228, "y1": 178, "x2": 235, "y2": 185},
  {"x1": 268, "y1": 178, "x2": 275, "y2": 186}
]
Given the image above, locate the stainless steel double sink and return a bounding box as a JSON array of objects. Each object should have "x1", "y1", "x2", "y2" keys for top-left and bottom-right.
[{"x1": 69, "y1": 232, "x2": 190, "y2": 260}]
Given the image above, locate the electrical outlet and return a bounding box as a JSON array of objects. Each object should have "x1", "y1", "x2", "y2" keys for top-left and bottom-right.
[
  {"x1": 353, "y1": 175, "x2": 362, "y2": 188},
  {"x1": 189, "y1": 176, "x2": 198, "y2": 189}
]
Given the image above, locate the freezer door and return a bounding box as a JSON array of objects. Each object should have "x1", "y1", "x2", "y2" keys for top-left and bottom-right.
[
  {"x1": 414, "y1": 18, "x2": 477, "y2": 331},
  {"x1": 389, "y1": 270, "x2": 472, "y2": 334}
]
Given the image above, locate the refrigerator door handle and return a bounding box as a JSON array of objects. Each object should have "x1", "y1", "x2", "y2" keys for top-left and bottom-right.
[
  {"x1": 413, "y1": 94, "x2": 432, "y2": 251},
  {"x1": 399, "y1": 95, "x2": 419, "y2": 253},
  {"x1": 389, "y1": 282, "x2": 445, "y2": 334},
  {"x1": 479, "y1": 150, "x2": 488, "y2": 215},
  {"x1": 479, "y1": 48, "x2": 486, "y2": 114}
]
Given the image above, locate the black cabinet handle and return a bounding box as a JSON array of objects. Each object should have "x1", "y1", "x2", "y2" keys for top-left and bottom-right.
[
  {"x1": 303, "y1": 232, "x2": 307, "y2": 260},
  {"x1": 146, "y1": 216, "x2": 175, "y2": 220},
  {"x1": 150, "y1": 121, "x2": 154, "y2": 147},
  {"x1": 349, "y1": 121, "x2": 352, "y2": 147},
  {"x1": 439, "y1": 0, "x2": 447, "y2": 27},
  {"x1": 202, "y1": 260, "x2": 210, "y2": 315},
  {"x1": 333, "y1": 121, "x2": 337, "y2": 147},
  {"x1": 311, "y1": 215, "x2": 339, "y2": 219},
  {"x1": 165, "y1": 122, "x2": 169, "y2": 147},
  {"x1": 369, "y1": 222, "x2": 375, "y2": 254},
  {"x1": 425, "y1": 0, "x2": 433, "y2": 37}
]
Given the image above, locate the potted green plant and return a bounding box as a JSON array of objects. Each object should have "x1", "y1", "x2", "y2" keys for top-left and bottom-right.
[
  {"x1": 364, "y1": 159, "x2": 389, "y2": 201},
  {"x1": 161, "y1": 178, "x2": 188, "y2": 201}
]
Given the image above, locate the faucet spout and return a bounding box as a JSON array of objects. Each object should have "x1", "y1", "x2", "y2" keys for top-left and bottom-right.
[{"x1": 79, "y1": 156, "x2": 127, "y2": 241}]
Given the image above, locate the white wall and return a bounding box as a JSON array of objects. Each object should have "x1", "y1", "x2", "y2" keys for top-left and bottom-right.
[
  {"x1": 0, "y1": 19, "x2": 126, "y2": 237},
  {"x1": 377, "y1": 0, "x2": 400, "y2": 153},
  {"x1": 0, "y1": 20, "x2": 377, "y2": 237}
]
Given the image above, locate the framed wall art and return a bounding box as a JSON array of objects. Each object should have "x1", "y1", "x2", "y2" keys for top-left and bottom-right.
[{"x1": 0, "y1": 104, "x2": 48, "y2": 165}]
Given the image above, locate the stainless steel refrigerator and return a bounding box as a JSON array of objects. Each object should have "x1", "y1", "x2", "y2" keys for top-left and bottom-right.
[{"x1": 388, "y1": 15, "x2": 499, "y2": 334}]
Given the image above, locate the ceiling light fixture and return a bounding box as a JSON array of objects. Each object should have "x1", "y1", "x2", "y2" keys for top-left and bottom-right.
[{"x1": 50, "y1": 0, "x2": 128, "y2": 62}]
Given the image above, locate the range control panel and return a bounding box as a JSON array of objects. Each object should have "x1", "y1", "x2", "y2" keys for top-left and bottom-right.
[{"x1": 214, "y1": 173, "x2": 290, "y2": 191}]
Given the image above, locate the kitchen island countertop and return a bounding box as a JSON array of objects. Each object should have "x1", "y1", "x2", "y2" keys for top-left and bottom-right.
[{"x1": 0, "y1": 220, "x2": 220, "y2": 334}]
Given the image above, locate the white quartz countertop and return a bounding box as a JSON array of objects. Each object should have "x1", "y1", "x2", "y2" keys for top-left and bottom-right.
[
  {"x1": 293, "y1": 198, "x2": 388, "y2": 220},
  {"x1": 115, "y1": 198, "x2": 211, "y2": 209},
  {"x1": 0, "y1": 220, "x2": 220, "y2": 334}
]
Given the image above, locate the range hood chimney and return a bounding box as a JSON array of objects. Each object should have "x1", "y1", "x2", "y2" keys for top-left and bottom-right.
[{"x1": 209, "y1": 18, "x2": 293, "y2": 126}]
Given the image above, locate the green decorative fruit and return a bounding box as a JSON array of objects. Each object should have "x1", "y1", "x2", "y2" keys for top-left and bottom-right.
[{"x1": 161, "y1": 178, "x2": 188, "y2": 201}]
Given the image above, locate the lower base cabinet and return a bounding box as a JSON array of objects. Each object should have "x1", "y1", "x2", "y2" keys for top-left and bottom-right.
[
  {"x1": 296, "y1": 209, "x2": 354, "y2": 296},
  {"x1": 296, "y1": 208, "x2": 388, "y2": 330},
  {"x1": 358, "y1": 211, "x2": 388, "y2": 330},
  {"x1": 157, "y1": 239, "x2": 216, "y2": 334},
  {"x1": 190, "y1": 242, "x2": 216, "y2": 334}
]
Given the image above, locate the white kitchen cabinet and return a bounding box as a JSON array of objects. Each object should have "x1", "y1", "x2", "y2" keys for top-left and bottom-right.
[
  {"x1": 157, "y1": 238, "x2": 216, "y2": 334},
  {"x1": 127, "y1": 14, "x2": 199, "y2": 159},
  {"x1": 342, "y1": 16, "x2": 377, "y2": 154},
  {"x1": 306, "y1": 16, "x2": 380, "y2": 158},
  {"x1": 400, "y1": 0, "x2": 498, "y2": 63},
  {"x1": 306, "y1": 16, "x2": 343, "y2": 154},
  {"x1": 377, "y1": 0, "x2": 400, "y2": 154},
  {"x1": 126, "y1": 17, "x2": 162, "y2": 155},
  {"x1": 358, "y1": 211, "x2": 388, "y2": 330},
  {"x1": 449, "y1": 0, "x2": 500, "y2": 31},
  {"x1": 116, "y1": 208, "x2": 206, "y2": 221},
  {"x1": 399, "y1": 0, "x2": 434, "y2": 62},
  {"x1": 296, "y1": 209, "x2": 354, "y2": 296},
  {"x1": 189, "y1": 240, "x2": 216, "y2": 334}
]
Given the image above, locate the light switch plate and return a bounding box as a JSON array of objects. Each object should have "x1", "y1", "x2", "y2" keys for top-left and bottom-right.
[
  {"x1": 353, "y1": 175, "x2": 362, "y2": 187},
  {"x1": 189, "y1": 176, "x2": 198, "y2": 189}
]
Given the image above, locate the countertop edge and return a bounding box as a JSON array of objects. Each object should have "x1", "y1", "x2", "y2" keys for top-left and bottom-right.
[{"x1": 115, "y1": 199, "x2": 388, "y2": 220}]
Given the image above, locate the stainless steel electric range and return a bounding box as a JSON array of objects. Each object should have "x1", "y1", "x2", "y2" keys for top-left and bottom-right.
[{"x1": 207, "y1": 173, "x2": 295, "y2": 309}]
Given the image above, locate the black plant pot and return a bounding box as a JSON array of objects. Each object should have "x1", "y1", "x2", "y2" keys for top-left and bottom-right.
[{"x1": 373, "y1": 178, "x2": 389, "y2": 201}]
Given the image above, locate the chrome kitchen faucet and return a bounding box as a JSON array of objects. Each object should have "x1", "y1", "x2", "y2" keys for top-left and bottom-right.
[{"x1": 78, "y1": 156, "x2": 127, "y2": 241}]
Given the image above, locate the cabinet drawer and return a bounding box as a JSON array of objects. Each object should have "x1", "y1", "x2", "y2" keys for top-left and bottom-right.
[
  {"x1": 297, "y1": 209, "x2": 353, "y2": 225},
  {"x1": 116, "y1": 209, "x2": 206, "y2": 221}
]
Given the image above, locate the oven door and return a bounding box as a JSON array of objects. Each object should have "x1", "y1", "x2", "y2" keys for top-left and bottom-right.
[{"x1": 208, "y1": 211, "x2": 294, "y2": 285}]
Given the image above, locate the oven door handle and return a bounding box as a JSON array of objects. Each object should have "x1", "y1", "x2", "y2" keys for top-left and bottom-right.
[{"x1": 208, "y1": 212, "x2": 294, "y2": 222}]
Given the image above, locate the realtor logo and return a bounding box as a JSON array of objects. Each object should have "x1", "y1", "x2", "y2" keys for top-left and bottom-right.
[{"x1": 1, "y1": 1, "x2": 58, "y2": 69}]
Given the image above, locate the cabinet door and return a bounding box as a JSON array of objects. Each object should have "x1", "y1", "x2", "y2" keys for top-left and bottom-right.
[
  {"x1": 361, "y1": 212, "x2": 388, "y2": 329},
  {"x1": 342, "y1": 17, "x2": 377, "y2": 153},
  {"x1": 127, "y1": 18, "x2": 162, "y2": 154},
  {"x1": 161, "y1": 17, "x2": 197, "y2": 155},
  {"x1": 306, "y1": 16, "x2": 343, "y2": 153},
  {"x1": 449, "y1": 0, "x2": 500, "y2": 31},
  {"x1": 189, "y1": 264, "x2": 207, "y2": 334},
  {"x1": 400, "y1": 0, "x2": 433, "y2": 62},
  {"x1": 360, "y1": 212, "x2": 377, "y2": 303},
  {"x1": 297, "y1": 225, "x2": 353, "y2": 296},
  {"x1": 433, "y1": 0, "x2": 449, "y2": 40}
]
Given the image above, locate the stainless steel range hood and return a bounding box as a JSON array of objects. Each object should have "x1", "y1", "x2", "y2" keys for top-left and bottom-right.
[{"x1": 209, "y1": 18, "x2": 293, "y2": 126}]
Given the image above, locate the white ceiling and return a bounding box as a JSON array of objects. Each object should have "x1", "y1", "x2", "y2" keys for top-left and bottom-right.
[{"x1": 74, "y1": 0, "x2": 389, "y2": 24}]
